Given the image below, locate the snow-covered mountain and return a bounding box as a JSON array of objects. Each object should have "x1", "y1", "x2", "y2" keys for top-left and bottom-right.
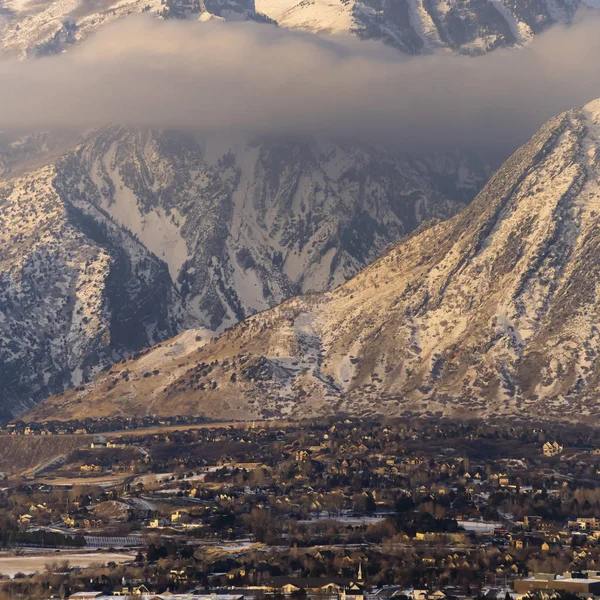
[
  {"x1": 0, "y1": 0, "x2": 270, "y2": 58},
  {"x1": 61, "y1": 128, "x2": 484, "y2": 330},
  {"x1": 0, "y1": 127, "x2": 485, "y2": 418},
  {"x1": 31, "y1": 99, "x2": 600, "y2": 424},
  {"x1": 0, "y1": 131, "x2": 78, "y2": 177},
  {"x1": 0, "y1": 163, "x2": 180, "y2": 418},
  {"x1": 0, "y1": 0, "x2": 584, "y2": 58},
  {"x1": 257, "y1": 0, "x2": 581, "y2": 54}
]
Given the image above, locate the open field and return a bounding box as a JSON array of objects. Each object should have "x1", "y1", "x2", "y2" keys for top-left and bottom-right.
[
  {"x1": 0, "y1": 435, "x2": 93, "y2": 475},
  {"x1": 33, "y1": 474, "x2": 129, "y2": 487},
  {"x1": 104, "y1": 420, "x2": 290, "y2": 438},
  {"x1": 0, "y1": 420, "x2": 290, "y2": 475},
  {"x1": 0, "y1": 552, "x2": 135, "y2": 578}
]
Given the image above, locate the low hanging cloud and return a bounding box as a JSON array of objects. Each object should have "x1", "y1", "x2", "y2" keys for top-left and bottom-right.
[{"x1": 2, "y1": 13, "x2": 600, "y2": 155}]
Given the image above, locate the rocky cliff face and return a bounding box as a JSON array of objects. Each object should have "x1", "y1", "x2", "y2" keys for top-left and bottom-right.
[
  {"x1": 0, "y1": 127, "x2": 484, "y2": 418},
  {"x1": 31, "y1": 99, "x2": 600, "y2": 424}
]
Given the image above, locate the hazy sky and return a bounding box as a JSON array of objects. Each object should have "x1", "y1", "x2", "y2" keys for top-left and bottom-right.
[{"x1": 1, "y1": 13, "x2": 600, "y2": 157}]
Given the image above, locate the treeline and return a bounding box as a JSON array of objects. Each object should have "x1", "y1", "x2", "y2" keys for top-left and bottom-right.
[{"x1": 0, "y1": 529, "x2": 86, "y2": 548}]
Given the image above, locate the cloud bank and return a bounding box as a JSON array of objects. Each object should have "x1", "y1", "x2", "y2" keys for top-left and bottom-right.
[{"x1": 1, "y1": 13, "x2": 600, "y2": 155}]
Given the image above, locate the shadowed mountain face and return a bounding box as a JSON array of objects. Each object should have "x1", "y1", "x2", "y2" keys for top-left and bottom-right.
[
  {"x1": 0, "y1": 164, "x2": 180, "y2": 419},
  {"x1": 29, "y1": 100, "x2": 600, "y2": 424},
  {"x1": 58, "y1": 128, "x2": 483, "y2": 330},
  {"x1": 0, "y1": 128, "x2": 485, "y2": 418}
]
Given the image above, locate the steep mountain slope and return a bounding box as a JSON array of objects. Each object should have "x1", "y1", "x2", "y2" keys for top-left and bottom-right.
[
  {"x1": 0, "y1": 0, "x2": 584, "y2": 58},
  {"x1": 0, "y1": 131, "x2": 78, "y2": 178},
  {"x1": 257, "y1": 0, "x2": 582, "y2": 54},
  {"x1": 0, "y1": 165, "x2": 180, "y2": 419},
  {"x1": 0, "y1": 0, "x2": 269, "y2": 58},
  {"x1": 31, "y1": 99, "x2": 600, "y2": 423},
  {"x1": 0, "y1": 127, "x2": 484, "y2": 418},
  {"x1": 55, "y1": 128, "x2": 483, "y2": 330}
]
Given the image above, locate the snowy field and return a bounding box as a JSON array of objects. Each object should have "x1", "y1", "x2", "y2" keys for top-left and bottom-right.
[
  {"x1": 297, "y1": 514, "x2": 388, "y2": 525},
  {"x1": 0, "y1": 552, "x2": 135, "y2": 578},
  {"x1": 457, "y1": 520, "x2": 502, "y2": 532}
]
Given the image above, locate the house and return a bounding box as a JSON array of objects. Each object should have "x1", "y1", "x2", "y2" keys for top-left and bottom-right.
[
  {"x1": 574, "y1": 517, "x2": 600, "y2": 532},
  {"x1": 149, "y1": 518, "x2": 168, "y2": 528},
  {"x1": 498, "y1": 474, "x2": 510, "y2": 487},
  {"x1": 342, "y1": 583, "x2": 366, "y2": 600},
  {"x1": 267, "y1": 577, "x2": 348, "y2": 596},
  {"x1": 341, "y1": 564, "x2": 366, "y2": 600},
  {"x1": 62, "y1": 514, "x2": 76, "y2": 527},
  {"x1": 542, "y1": 441, "x2": 563, "y2": 457},
  {"x1": 18, "y1": 514, "x2": 32, "y2": 525},
  {"x1": 171, "y1": 510, "x2": 187, "y2": 524},
  {"x1": 524, "y1": 515, "x2": 543, "y2": 529},
  {"x1": 80, "y1": 464, "x2": 102, "y2": 473}
]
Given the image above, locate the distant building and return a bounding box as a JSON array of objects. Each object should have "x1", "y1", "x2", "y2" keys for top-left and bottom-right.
[
  {"x1": 523, "y1": 515, "x2": 543, "y2": 529},
  {"x1": 514, "y1": 574, "x2": 600, "y2": 595},
  {"x1": 542, "y1": 442, "x2": 563, "y2": 457}
]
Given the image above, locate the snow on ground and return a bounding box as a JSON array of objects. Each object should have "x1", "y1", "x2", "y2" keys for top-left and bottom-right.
[
  {"x1": 132, "y1": 468, "x2": 216, "y2": 486},
  {"x1": 204, "y1": 136, "x2": 290, "y2": 313},
  {"x1": 1, "y1": 0, "x2": 79, "y2": 56},
  {"x1": 229, "y1": 245, "x2": 272, "y2": 313},
  {"x1": 227, "y1": 143, "x2": 262, "y2": 241},
  {"x1": 85, "y1": 141, "x2": 191, "y2": 282},
  {"x1": 300, "y1": 246, "x2": 337, "y2": 292},
  {"x1": 214, "y1": 540, "x2": 257, "y2": 551},
  {"x1": 132, "y1": 328, "x2": 211, "y2": 373},
  {"x1": 335, "y1": 337, "x2": 363, "y2": 386},
  {"x1": 0, "y1": 552, "x2": 134, "y2": 577},
  {"x1": 100, "y1": 171, "x2": 190, "y2": 281},
  {"x1": 297, "y1": 514, "x2": 387, "y2": 525},
  {"x1": 407, "y1": 0, "x2": 445, "y2": 50},
  {"x1": 489, "y1": 0, "x2": 533, "y2": 45},
  {"x1": 457, "y1": 520, "x2": 501, "y2": 532},
  {"x1": 4, "y1": 0, "x2": 39, "y2": 14},
  {"x1": 256, "y1": 0, "x2": 355, "y2": 33}
]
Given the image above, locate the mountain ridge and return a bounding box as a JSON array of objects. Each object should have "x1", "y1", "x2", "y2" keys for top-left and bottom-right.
[
  {"x1": 256, "y1": 0, "x2": 582, "y2": 55},
  {"x1": 0, "y1": 0, "x2": 585, "y2": 58},
  {"x1": 28, "y1": 99, "x2": 600, "y2": 423},
  {"x1": 0, "y1": 128, "x2": 484, "y2": 418}
]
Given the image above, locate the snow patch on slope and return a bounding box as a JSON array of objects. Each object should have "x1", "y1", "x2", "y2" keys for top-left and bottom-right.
[{"x1": 91, "y1": 154, "x2": 190, "y2": 281}]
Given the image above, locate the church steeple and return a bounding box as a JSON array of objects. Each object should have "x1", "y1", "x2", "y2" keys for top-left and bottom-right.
[{"x1": 358, "y1": 561, "x2": 363, "y2": 582}]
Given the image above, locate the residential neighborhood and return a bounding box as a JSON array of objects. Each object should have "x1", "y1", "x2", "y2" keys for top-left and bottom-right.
[{"x1": 1, "y1": 419, "x2": 600, "y2": 600}]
